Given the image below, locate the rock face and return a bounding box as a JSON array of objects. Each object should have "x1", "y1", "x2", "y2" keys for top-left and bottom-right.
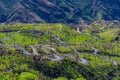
[{"x1": 0, "y1": 0, "x2": 120, "y2": 23}]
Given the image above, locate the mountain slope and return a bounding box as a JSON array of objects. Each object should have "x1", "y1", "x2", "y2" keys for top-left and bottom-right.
[{"x1": 0, "y1": 0, "x2": 120, "y2": 23}]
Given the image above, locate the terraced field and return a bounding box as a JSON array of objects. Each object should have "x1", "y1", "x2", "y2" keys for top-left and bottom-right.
[{"x1": 0, "y1": 23, "x2": 120, "y2": 80}]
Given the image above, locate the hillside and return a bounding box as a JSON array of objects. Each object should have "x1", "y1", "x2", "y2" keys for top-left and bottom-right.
[
  {"x1": 0, "y1": 23, "x2": 120, "y2": 79},
  {"x1": 0, "y1": 0, "x2": 120, "y2": 80},
  {"x1": 0, "y1": 0, "x2": 120, "y2": 23}
]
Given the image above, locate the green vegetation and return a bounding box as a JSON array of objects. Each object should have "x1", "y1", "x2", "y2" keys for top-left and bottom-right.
[{"x1": 0, "y1": 23, "x2": 120, "y2": 80}]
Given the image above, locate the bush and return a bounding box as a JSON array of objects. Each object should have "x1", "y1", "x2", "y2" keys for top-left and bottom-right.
[
  {"x1": 18, "y1": 72, "x2": 38, "y2": 80},
  {"x1": 54, "y1": 77, "x2": 67, "y2": 80}
]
